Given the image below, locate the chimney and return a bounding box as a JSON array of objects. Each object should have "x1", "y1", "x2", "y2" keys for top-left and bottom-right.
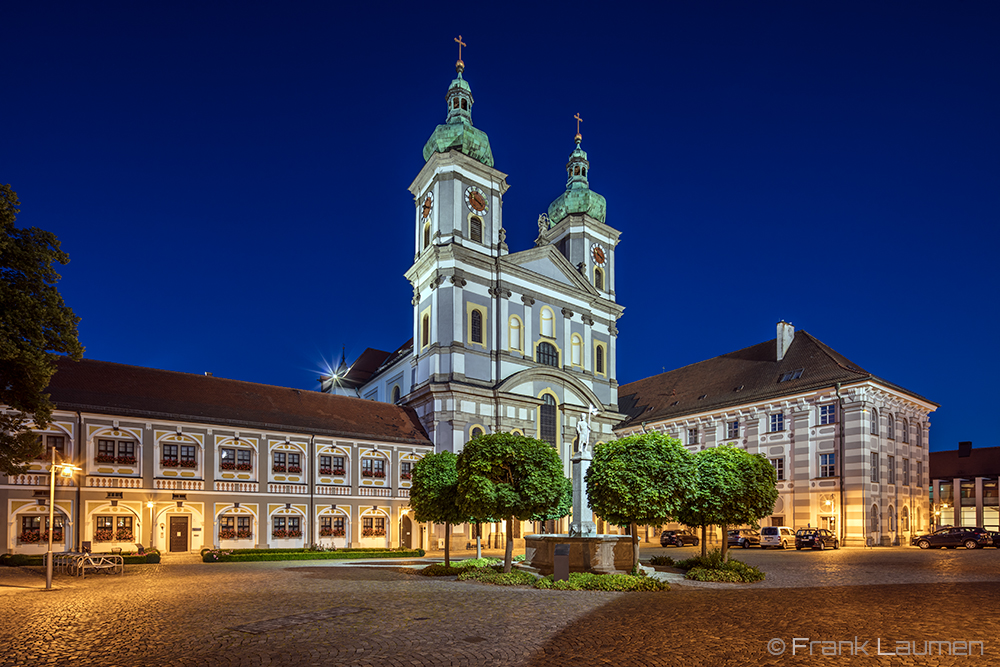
[
  {"x1": 958, "y1": 441, "x2": 972, "y2": 458},
  {"x1": 777, "y1": 321, "x2": 794, "y2": 361}
]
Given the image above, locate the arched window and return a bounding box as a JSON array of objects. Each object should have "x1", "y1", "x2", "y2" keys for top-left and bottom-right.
[
  {"x1": 888, "y1": 505, "x2": 896, "y2": 532},
  {"x1": 421, "y1": 314, "x2": 430, "y2": 349},
  {"x1": 461, "y1": 99, "x2": 467, "y2": 110},
  {"x1": 574, "y1": 166, "x2": 580, "y2": 175},
  {"x1": 917, "y1": 424, "x2": 923, "y2": 448},
  {"x1": 391, "y1": 385, "x2": 401, "y2": 403},
  {"x1": 595, "y1": 344, "x2": 606, "y2": 375},
  {"x1": 423, "y1": 221, "x2": 431, "y2": 249},
  {"x1": 594, "y1": 267, "x2": 604, "y2": 291},
  {"x1": 901, "y1": 506, "x2": 910, "y2": 532},
  {"x1": 470, "y1": 426, "x2": 484, "y2": 439},
  {"x1": 582, "y1": 167, "x2": 586, "y2": 177},
  {"x1": 870, "y1": 505, "x2": 879, "y2": 533},
  {"x1": 887, "y1": 414, "x2": 895, "y2": 440},
  {"x1": 453, "y1": 98, "x2": 459, "y2": 109},
  {"x1": 901, "y1": 418, "x2": 909, "y2": 443},
  {"x1": 470, "y1": 216, "x2": 482, "y2": 243},
  {"x1": 870, "y1": 408, "x2": 879, "y2": 435},
  {"x1": 471, "y1": 309, "x2": 483, "y2": 344},
  {"x1": 539, "y1": 394, "x2": 557, "y2": 447},
  {"x1": 508, "y1": 316, "x2": 522, "y2": 352},
  {"x1": 537, "y1": 342, "x2": 558, "y2": 368},
  {"x1": 540, "y1": 308, "x2": 554, "y2": 338},
  {"x1": 570, "y1": 335, "x2": 582, "y2": 367}
]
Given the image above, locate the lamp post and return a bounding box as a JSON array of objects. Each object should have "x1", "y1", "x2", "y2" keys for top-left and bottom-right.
[
  {"x1": 46, "y1": 446, "x2": 81, "y2": 591},
  {"x1": 147, "y1": 501, "x2": 155, "y2": 548}
]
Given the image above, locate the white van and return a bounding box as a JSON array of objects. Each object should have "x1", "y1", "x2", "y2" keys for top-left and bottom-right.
[{"x1": 760, "y1": 526, "x2": 795, "y2": 549}]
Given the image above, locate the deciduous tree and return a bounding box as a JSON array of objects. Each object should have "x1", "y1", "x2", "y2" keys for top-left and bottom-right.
[
  {"x1": 586, "y1": 433, "x2": 697, "y2": 569},
  {"x1": 457, "y1": 433, "x2": 566, "y2": 573},
  {"x1": 0, "y1": 184, "x2": 83, "y2": 475},
  {"x1": 409, "y1": 451, "x2": 468, "y2": 567}
]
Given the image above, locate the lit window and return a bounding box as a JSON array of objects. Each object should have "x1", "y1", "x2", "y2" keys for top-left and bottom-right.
[
  {"x1": 820, "y1": 453, "x2": 836, "y2": 478},
  {"x1": 771, "y1": 457, "x2": 784, "y2": 481},
  {"x1": 727, "y1": 421, "x2": 739, "y2": 440},
  {"x1": 537, "y1": 342, "x2": 559, "y2": 368},
  {"x1": 770, "y1": 413, "x2": 784, "y2": 432},
  {"x1": 819, "y1": 404, "x2": 836, "y2": 425},
  {"x1": 870, "y1": 452, "x2": 880, "y2": 483}
]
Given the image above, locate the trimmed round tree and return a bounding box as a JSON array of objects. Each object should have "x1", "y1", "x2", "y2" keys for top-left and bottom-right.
[
  {"x1": 673, "y1": 445, "x2": 778, "y2": 561},
  {"x1": 586, "y1": 432, "x2": 697, "y2": 569},
  {"x1": 457, "y1": 433, "x2": 566, "y2": 573},
  {"x1": 409, "y1": 451, "x2": 468, "y2": 567}
]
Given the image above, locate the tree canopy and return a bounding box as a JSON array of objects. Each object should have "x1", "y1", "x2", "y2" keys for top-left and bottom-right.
[
  {"x1": 409, "y1": 451, "x2": 468, "y2": 566},
  {"x1": 457, "y1": 432, "x2": 566, "y2": 572},
  {"x1": 0, "y1": 184, "x2": 83, "y2": 475},
  {"x1": 586, "y1": 432, "x2": 697, "y2": 567},
  {"x1": 672, "y1": 445, "x2": 778, "y2": 560}
]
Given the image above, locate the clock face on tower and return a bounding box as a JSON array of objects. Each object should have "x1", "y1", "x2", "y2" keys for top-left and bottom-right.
[
  {"x1": 465, "y1": 186, "x2": 488, "y2": 214},
  {"x1": 591, "y1": 243, "x2": 607, "y2": 266}
]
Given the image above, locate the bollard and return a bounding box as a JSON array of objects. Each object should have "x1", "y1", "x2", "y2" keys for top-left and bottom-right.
[{"x1": 554, "y1": 544, "x2": 570, "y2": 582}]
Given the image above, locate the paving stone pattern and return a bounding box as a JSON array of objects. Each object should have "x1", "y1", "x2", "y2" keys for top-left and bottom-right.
[{"x1": 0, "y1": 547, "x2": 998, "y2": 666}]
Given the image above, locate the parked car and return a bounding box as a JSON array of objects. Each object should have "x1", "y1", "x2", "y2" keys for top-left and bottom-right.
[
  {"x1": 727, "y1": 529, "x2": 760, "y2": 548},
  {"x1": 910, "y1": 526, "x2": 990, "y2": 550},
  {"x1": 988, "y1": 531, "x2": 1000, "y2": 548},
  {"x1": 760, "y1": 526, "x2": 796, "y2": 549},
  {"x1": 795, "y1": 528, "x2": 839, "y2": 550},
  {"x1": 660, "y1": 530, "x2": 700, "y2": 547}
]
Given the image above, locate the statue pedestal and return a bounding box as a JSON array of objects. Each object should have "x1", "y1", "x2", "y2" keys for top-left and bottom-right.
[
  {"x1": 523, "y1": 534, "x2": 634, "y2": 575},
  {"x1": 569, "y1": 451, "x2": 596, "y2": 537}
]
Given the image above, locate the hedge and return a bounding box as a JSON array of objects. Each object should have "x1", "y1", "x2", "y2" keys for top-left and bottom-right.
[{"x1": 203, "y1": 548, "x2": 425, "y2": 563}]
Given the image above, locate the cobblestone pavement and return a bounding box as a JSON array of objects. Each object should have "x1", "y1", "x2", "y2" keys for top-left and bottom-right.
[{"x1": 1, "y1": 547, "x2": 998, "y2": 666}]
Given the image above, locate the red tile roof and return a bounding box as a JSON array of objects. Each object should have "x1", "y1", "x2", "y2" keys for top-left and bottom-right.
[
  {"x1": 48, "y1": 358, "x2": 432, "y2": 446},
  {"x1": 617, "y1": 330, "x2": 936, "y2": 428},
  {"x1": 931, "y1": 447, "x2": 1000, "y2": 479}
]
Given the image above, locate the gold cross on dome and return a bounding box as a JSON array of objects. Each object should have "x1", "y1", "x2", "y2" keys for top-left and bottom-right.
[
  {"x1": 574, "y1": 113, "x2": 583, "y2": 137},
  {"x1": 455, "y1": 35, "x2": 466, "y2": 61}
]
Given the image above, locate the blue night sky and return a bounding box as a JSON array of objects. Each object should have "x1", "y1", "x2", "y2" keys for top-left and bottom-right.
[{"x1": 5, "y1": 2, "x2": 998, "y2": 452}]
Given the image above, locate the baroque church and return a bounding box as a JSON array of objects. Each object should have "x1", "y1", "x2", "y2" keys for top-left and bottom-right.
[{"x1": 323, "y1": 54, "x2": 625, "y2": 477}]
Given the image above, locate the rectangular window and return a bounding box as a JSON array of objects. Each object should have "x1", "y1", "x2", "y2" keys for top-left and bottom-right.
[
  {"x1": 888, "y1": 455, "x2": 896, "y2": 485},
  {"x1": 117, "y1": 441, "x2": 136, "y2": 464},
  {"x1": 162, "y1": 444, "x2": 178, "y2": 467},
  {"x1": 20, "y1": 516, "x2": 41, "y2": 543},
  {"x1": 35, "y1": 434, "x2": 67, "y2": 459},
  {"x1": 332, "y1": 456, "x2": 345, "y2": 475},
  {"x1": 401, "y1": 461, "x2": 412, "y2": 480},
  {"x1": 726, "y1": 421, "x2": 739, "y2": 440},
  {"x1": 287, "y1": 452, "x2": 302, "y2": 474},
  {"x1": 870, "y1": 452, "x2": 880, "y2": 483},
  {"x1": 320, "y1": 455, "x2": 332, "y2": 475},
  {"x1": 770, "y1": 413, "x2": 784, "y2": 432},
  {"x1": 273, "y1": 452, "x2": 286, "y2": 473},
  {"x1": 221, "y1": 448, "x2": 236, "y2": 470},
  {"x1": 819, "y1": 404, "x2": 836, "y2": 425},
  {"x1": 820, "y1": 453, "x2": 836, "y2": 478},
  {"x1": 179, "y1": 445, "x2": 196, "y2": 467},
  {"x1": 770, "y1": 457, "x2": 784, "y2": 481},
  {"x1": 687, "y1": 429, "x2": 698, "y2": 445},
  {"x1": 373, "y1": 459, "x2": 386, "y2": 477},
  {"x1": 236, "y1": 516, "x2": 251, "y2": 538},
  {"x1": 902, "y1": 458, "x2": 909, "y2": 487},
  {"x1": 362, "y1": 459, "x2": 373, "y2": 476},
  {"x1": 288, "y1": 517, "x2": 301, "y2": 536},
  {"x1": 917, "y1": 461, "x2": 923, "y2": 487},
  {"x1": 97, "y1": 439, "x2": 117, "y2": 463},
  {"x1": 236, "y1": 449, "x2": 252, "y2": 470},
  {"x1": 320, "y1": 516, "x2": 333, "y2": 536},
  {"x1": 220, "y1": 516, "x2": 236, "y2": 539},
  {"x1": 273, "y1": 517, "x2": 286, "y2": 537}
]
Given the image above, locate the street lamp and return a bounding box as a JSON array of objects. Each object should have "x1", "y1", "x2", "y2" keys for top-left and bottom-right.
[{"x1": 46, "y1": 447, "x2": 81, "y2": 590}]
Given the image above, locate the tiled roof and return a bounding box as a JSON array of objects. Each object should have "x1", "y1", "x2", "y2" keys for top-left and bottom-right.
[
  {"x1": 930, "y1": 447, "x2": 1000, "y2": 479},
  {"x1": 617, "y1": 331, "x2": 935, "y2": 429},
  {"x1": 337, "y1": 348, "x2": 392, "y2": 388},
  {"x1": 47, "y1": 358, "x2": 432, "y2": 446}
]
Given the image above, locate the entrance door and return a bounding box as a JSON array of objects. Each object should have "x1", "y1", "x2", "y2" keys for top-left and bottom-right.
[
  {"x1": 401, "y1": 515, "x2": 412, "y2": 549},
  {"x1": 169, "y1": 516, "x2": 189, "y2": 552}
]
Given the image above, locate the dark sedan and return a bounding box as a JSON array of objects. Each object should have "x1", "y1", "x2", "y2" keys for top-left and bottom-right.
[
  {"x1": 910, "y1": 526, "x2": 990, "y2": 550},
  {"x1": 727, "y1": 529, "x2": 760, "y2": 549},
  {"x1": 795, "y1": 528, "x2": 839, "y2": 550},
  {"x1": 660, "y1": 530, "x2": 700, "y2": 547}
]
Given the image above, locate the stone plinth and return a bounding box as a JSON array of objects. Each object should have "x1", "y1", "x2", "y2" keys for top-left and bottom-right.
[{"x1": 523, "y1": 534, "x2": 634, "y2": 575}]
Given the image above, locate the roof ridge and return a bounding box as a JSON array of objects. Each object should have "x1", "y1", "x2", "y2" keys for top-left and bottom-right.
[{"x1": 797, "y1": 331, "x2": 868, "y2": 376}]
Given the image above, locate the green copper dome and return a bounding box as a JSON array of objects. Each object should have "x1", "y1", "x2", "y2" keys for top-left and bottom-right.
[
  {"x1": 546, "y1": 137, "x2": 606, "y2": 225},
  {"x1": 422, "y1": 69, "x2": 494, "y2": 167}
]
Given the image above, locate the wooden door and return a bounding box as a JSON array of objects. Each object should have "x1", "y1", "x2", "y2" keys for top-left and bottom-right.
[
  {"x1": 401, "y1": 515, "x2": 412, "y2": 549},
  {"x1": 169, "y1": 516, "x2": 189, "y2": 552}
]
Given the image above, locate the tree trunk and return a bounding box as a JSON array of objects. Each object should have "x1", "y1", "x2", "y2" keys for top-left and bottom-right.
[
  {"x1": 444, "y1": 523, "x2": 451, "y2": 568},
  {"x1": 503, "y1": 516, "x2": 514, "y2": 573},
  {"x1": 701, "y1": 524, "x2": 707, "y2": 558},
  {"x1": 631, "y1": 522, "x2": 640, "y2": 572},
  {"x1": 475, "y1": 522, "x2": 482, "y2": 559},
  {"x1": 721, "y1": 524, "x2": 729, "y2": 563}
]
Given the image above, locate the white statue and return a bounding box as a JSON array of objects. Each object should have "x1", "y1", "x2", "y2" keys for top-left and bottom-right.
[{"x1": 576, "y1": 403, "x2": 600, "y2": 453}]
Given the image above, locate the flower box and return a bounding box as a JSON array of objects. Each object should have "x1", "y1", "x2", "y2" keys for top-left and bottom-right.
[
  {"x1": 287, "y1": 465, "x2": 302, "y2": 474},
  {"x1": 287, "y1": 529, "x2": 302, "y2": 538},
  {"x1": 236, "y1": 529, "x2": 253, "y2": 539},
  {"x1": 272, "y1": 528, "x2": 289, "y2": 539},
  {"x1": 220, "y1": 462, "x2": 236, "y2": 471},
  {"x1": 362, "y1": 528, "x2": 386, "y2": 537},
  {"x1": 94, "y1": 528, "x2": 114, "y2": 542},
  {"x1": 116, "y1": 528, "x2": 133, "y2": 541},
  {"x1": 116, "y1": 455, "x2": 136, "y2": 465},
  {"x1": 362, "y1": 470, "x2": 373, "y2": 477},
  {"x1": 161, "y1": 459, "x2": 178, "y2": 468},
  {"x1": 319, "y1": 467, "x2": 333, "y2": 475},
  {"x1": 96, "y1": 454, "x2": 116, "y2": 464},
  {"x1": 319, "y1": 528, "x2": 334, "y2": 537},
  {"x1": 236, "y1": 463, "x2": 253, "y2": 471},
  {"x1": 373, "y1": 471, "x2": 386, "y2": 478},
  {"x1": 219, "y1": 528, "x2": 237, "y2": 540},
  {"x1": 178, "y1": 459, "x2": 197, "y2": 468},
  {"x1": 331, "y1": 469, "x2": 346, "y2": 476},
  {"x1": 41, "y1": 531, "x2": 63, "y2": 542},
  {"x1": 272, "y1": 465, "x2": 286, "y2": 473},
  {"x1": 19, "y1": 532, "x2": 41, "y2": 544},
  {"x1": 400, "y1": 472, "x2": 412, "y2": 480},
  {"x1": 332, "y1": 528, "x2": 345, "y2": 537}
]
